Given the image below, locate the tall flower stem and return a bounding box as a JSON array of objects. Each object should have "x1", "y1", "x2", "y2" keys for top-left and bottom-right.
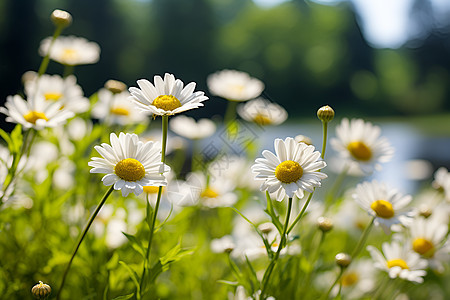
[
  {"x1": 56, "y1": 185, "x2": 115, "y2": 300},
  {"x1": 139, "y1": 115, "x2": 168, "y2": 297},
  {"x1": 302, "y1": 230, "x2": 326, "y2": 298},
  {"x1": 320, "y1": 120, "x2": 328, "y2": 160},
  {"x1": 37, "y1": 25, "x2": 64, "y2": 77},
  {"x1": 287, "y1": 192, "x2": 313, "y2": 235},
  {"x1": 321, "y1": 217, "x2": 375, "y2": 300},
  {"x1": 223, "y1": 100, "x2": 238, "y2": 126},
  {"x1": 261, "y1": 197, "x2": 293, "y2": 298}
]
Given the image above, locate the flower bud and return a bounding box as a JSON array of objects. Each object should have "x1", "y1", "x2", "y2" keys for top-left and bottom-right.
[
  {"x1": 105, "y1": 79, "x2": 127, "y2": 94},
  {"x1": 418, "y1": 204, "x2": 432, "y2": 218},
  {"x1": 31, "y1": 281, "x2": 51, "y2": 299},
  {"x1": 335, "y1": 253, "x2": 351, "y2": 268},
  {"x1": 51, "y1": 9, "x2": 72, "y2": 28},
  {"x1": 294, "y1": 134, "x2": 313, "y2": 146},
  {"x1": 317, "y1": 105, "x2": 335, "y2": 123},
  {"x1": 317, "y1": 216, "x2": 333, "y2": 233},
  {"x1": 258, "y1": 222, "x2": 274, "y2": 234}
]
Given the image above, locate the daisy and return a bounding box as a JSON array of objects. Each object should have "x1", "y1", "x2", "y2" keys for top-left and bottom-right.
[
  {"x1": 251, "y1": 137, "x2": 327, "y2": 202},
  {"x1": 207, "y1": 69, "x2": 264, "y2": 102},
  {"x1": 168, "y1": 172, "x2": 237, "y2": 208},
  {"x1": 367, "y1": 241, "x2": 428, "y2": 283},
  {"x1": 353, "y1": 180, "x2": 414, "y2": 234},
  {"x1": 128, "y1": 73, "x2": 208, "y2": 116},
  {"x1": 330, "y1": 118, "x2": 394, "y2": 174},
  {"x1": 39, "y1": 35, "x2": 100, "y2": 66},
  {"x1": 25, "y1": 74, "x2": 90, "y2": 113},
  {"x1": 237, "y1": 97, "x2": 287, "y2": 126},
  {"x1": 169, "y1": 115, "x2": 216, "y2": 140},
  {"x1": 432, "y1": 167, "x2": 450, "y2": 201},
  {"x1": 0, "y1": 94, "x2": 74, "y2": 130},
  {"x1": 408, "y1": 216, "x2": 450, "y2": 272},
  {"x1": 91, "y1": 88, "x2": 149, "y2": 125},
  {"x1": 88, "y1": 132, "x2": 169, "y2": 197}
]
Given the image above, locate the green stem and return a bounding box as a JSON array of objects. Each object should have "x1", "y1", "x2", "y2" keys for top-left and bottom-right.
[
  {"x1": 37, "y1": 26, "x2": 63, "y2": 77},
  {"x1": 302, "y1": 231, "x2": 326, "y2": 298},
  {"x1": 321, "y1": 121, "x2": 328, "y2": 160},
  {"x1": 321, "y1": 217, "x2": 375, "y2": 300},
  {"x1": 351, "y1": 217, "x2": 375, "y2": 258},
  {"x1": 223, "y1": 100, "x2": 237, "y2": 125},
  {"x1": 138, "y1": 115, "x2": 168, "y2": 297},
  {"x1": 287, "y1": 192, "x2": 314, "y2": 235},
  {"x1": 320, "y1": 267, "x2": 344, "y2": 300},
  {"x1": 56, "y1": 185, "x2": 114, "y2": 300},
  {"x1": 261, "y1": 197, "x2": 293, "y2": 298},
  {"x1": 63, "y1": 64, "x2": 74, "y2": 78}
]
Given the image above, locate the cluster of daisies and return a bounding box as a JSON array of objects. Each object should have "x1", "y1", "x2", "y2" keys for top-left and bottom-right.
[{"x1": 1, "y1": 9, "x2": 449, "y2": 300}]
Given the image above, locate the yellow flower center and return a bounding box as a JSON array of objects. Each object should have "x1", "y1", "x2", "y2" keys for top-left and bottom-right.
[
  {"x1": 347, "y1": 141, "x2": 372, "y2": 161},
  {"x1": 341, "y1": 271, "x2": 359, "y2": 287},
  {"x1": 275, "y1": 160, "x2": 303, "y2": 183},
  {"x1": 23, "y1": 111, "x2": 49, "y2": 124},
  {"x1": 61, "y1": 48, "x2": 78, "y2": 62},
  {"x1": 412, "y1": 238, "x2": 435, "y2": 257},
  {"x1": 201, "y1": 187, "x2": 219, "y2": 198},
  {"x1": 152, "y1": 95, "x2": 182, "y2": 111},
  {"x1": 44, "y1": 92, "x2": 63, "y2": 101},
  {"x1": 114, "y1": 158, "x2": 145, "y2": 182},
  {"x1": 110, "y1": 106, "x2": 130, "y2": 116},
  {"x1": 370, "y1": 200, "x2": 394, "y2": 219},
  {"x1": 253, "y1": 114, "x2": 272, "y2": 125},
  {"x1": 386, "y1": 259, "x2": 409, "y2": 270},
  {"x1": 143, "y1": 186, "x2": 163, "y2": 194}
]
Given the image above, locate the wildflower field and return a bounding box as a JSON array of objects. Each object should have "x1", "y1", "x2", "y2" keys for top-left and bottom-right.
[{"x1": 1, "y1": 8, "x2": 450, "y2": 300}]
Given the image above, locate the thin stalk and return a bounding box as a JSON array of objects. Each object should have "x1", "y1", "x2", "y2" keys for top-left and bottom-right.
[
  {"x1": 56, "y1": 185, "x2": 115, "y2": 300},
  {"x1": 138, "y1": 115, "x2": 168, "y2": 297},
  {"x1": 287, "y1": 191, "x2": 314, "y2": 235},
  {"x1": 223, "y1": 100, "x2": 238, "y2": 126},
  {"x1": 320, "y1": 121, "x2": 328, "y2": 160},
  {"x1": 321, "y1": 217, "x2": 375, "y2": 300},
  {"x1": 260, "y1": 197, "x2": 293, "y2": 298},
  {"x1": 351, "y1": 217, "x2": 375, "y2": 258},
  {"x1": 37, "y1": 26, "x2": 63, "y2": 77},
  {"x1": 320, "y1": 267, "x2": 344, "y2": 300},
  {"x1": 302, "y1": 230, "x2": 326, "y2": 298},
  {"x1": 63, "y1": 64, "x2": 74, "y2": 78}
]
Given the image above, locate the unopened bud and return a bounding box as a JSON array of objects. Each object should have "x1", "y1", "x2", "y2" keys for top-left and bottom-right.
[
  {"x1": 418, "y1": 204, "x2": 432, "y2": 218},
  {"x1": 335, "y1": 253, "x2": 352, "y2": 268},
  {"x1": 317, "y1": 105, "x2": 335, "y2": 123},
  {"x1": 224, "y1": 245, "x2": 234, "y2": 254},
  {"x1": 51, "y1": 9, "x2": 72, "y2": 28},
  {"x1": 294, "y1": 134, "x2": 313, "y2": 146},
  {"x1": 105, "y1": 79, "x2": 127, "y2": 94},
  {"x1": 31, "y1": 281, "x2": 51, "y2": 299},
  {"x1": 258, "y1": 222, "x2": 274, "y2": 234},
  {"x1": 317, "y1": 216, "x2": 333, "y2": 232}
]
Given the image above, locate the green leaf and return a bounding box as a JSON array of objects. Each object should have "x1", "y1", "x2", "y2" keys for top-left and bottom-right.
[
  {"x1": 112, "y1": 293, "x2": 135, "y2": 300},
  {"x1": 106, "y1": 252, "x2": 120, "y2": 270},
  {"x1": 118, "y1": 261, "x2": 140, "y2": 298},
  {"x1": 0, "y1": 128, "x2": 13, "y2": 153},
  {"x1": 10, "y1": 124, "x2": 23, "y2": 154},
  {"x1": 265, "y1": 192, "x2": 283, "y2": 234},
  {"x1": 122, "y1": 232, "x2": 146, "y2": 259},
  {"x1": 217, "y1": 280, "x2": 239, "y2": 287},
  {"x1": 146, "y1": 199, "x2": 154, "y2": 230}
]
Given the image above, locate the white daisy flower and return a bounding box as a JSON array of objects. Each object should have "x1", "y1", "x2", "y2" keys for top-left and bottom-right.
[
  {"x1": 88, "y1": 132, "x2": 169, "y2": 197},
  {"x1": 367, "y1": 241, "x2": 428, "y2": 283},
  {"x1": 432, "y1": 167, "x2": 450, "y2": 201},
  {"x1": 24, "y1": 74, "x2": 90, "y2": 114},
  {"x1": 128, "y1": 73, "x2": 208, "y2": 116},
  {"x1": 251, "y1": 137, "x2": 327, "y2": 202},
  {"x1": 169, "y1": 115, "x2": 216, "y2": 140},
  {"x1": 92, "y1": 88, "x2": 149, "y2": 125},
  {"x1": 39, "y1": 35, "x2": 100, "y2": 66},
  {"x1": 237, "y1": 97, "x2": 287, "y2": 126},
  {"x1": 207, "y1": 69, "x2": 264, "y2": 102},
  {"x1": 0, "y1": 94, "x2": 74, "y2": 130},
  {"x1": 353, "y1": 180, "x2": 414, "y2": 234},
  {"x1": 408, "y1": 216, "x2": 450, "y2": 272},
  {"x1": 330, "y1": 118, "x2": 394, "y2": 174},
  {"x1": 168, "y1": 172, "x2": 237, "y2": 208}
]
